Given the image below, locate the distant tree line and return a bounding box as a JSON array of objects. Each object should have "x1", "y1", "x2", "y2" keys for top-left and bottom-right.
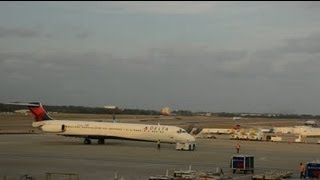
[
  {"x1": 1, "y1": 103, "x2": 320, "y2": 118},
  {"x1": 0, "y1": 103, "x2": 160, "y2": 115},
  {"x1": 172, "y1": 110, "x2": 193, "y2": 116},
  {"x1": 0, "y1": 103, "x2": 19, "y2": 112},
  {"x1": 214, "y1": 112, "x2": 320, "y2": 119}
]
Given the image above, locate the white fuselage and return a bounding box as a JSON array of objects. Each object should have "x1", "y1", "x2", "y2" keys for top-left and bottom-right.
[{"x1": 32, "y1": 120, "x2": 195, "y2": 143}]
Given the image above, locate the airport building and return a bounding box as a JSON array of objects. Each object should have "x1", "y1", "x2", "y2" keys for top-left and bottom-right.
[
  {"x1": 104, "y1": 105, "x2": 121, "y2": 113},
  {"x1": 273, "y1": 126, "x2": 320, "y2": 137},
  {"x1": 160, "y1": 107, "x2": 172, "y2": 116},
  {"x1": 104, "y1": 105, "x2": 119, "y2": 110},
  {"x1": 14, "y1": 109, "x2": 29, "y2": 115}
]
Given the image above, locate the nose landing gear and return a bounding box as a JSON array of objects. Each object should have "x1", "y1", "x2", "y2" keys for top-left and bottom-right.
[{"x1": 84, "y1": 138, "x2": 91, "y2": 144}]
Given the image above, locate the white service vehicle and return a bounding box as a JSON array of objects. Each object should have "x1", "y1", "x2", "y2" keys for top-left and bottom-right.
[
  {"x1": 271, "y1": 136, "x2": 282, "y2": 142},
  {"x1": 176, "y1": 142, "x2": 196, "y2": 151}
]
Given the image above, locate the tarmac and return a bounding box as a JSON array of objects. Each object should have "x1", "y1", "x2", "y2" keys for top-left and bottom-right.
[{"x1": 0, "y1": 133, "x2": 319, "y2": 180}]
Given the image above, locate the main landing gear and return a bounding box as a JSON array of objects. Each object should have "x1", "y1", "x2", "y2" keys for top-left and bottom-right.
[
  {"x1": 98, "y1": 139, "x2": 105, "y2": 144},
  {"x1": 84, "y1": 138, "x2": 91, "y2": 144},
  {"x1": 83, "y1": 138, "x2": 105, "y2": 145}
]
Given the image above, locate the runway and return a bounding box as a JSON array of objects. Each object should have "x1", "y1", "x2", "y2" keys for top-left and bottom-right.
[{"x1": 0, "y1": 134, "x2": 319, "y2": 179}]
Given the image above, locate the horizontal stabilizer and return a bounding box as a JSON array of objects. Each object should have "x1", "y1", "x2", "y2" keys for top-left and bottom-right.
[
  {"x1": 5, "y1": 102, "x2": 52, "y2": 121},
  {"x1": 5, "y1": 102, "x2": 41, "y2": 107}
]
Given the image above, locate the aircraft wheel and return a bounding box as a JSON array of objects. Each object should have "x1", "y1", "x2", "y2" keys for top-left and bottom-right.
[
  {"x1": 84, "y1": 138, "x2": 91, "y2": 145},
  {"x1": 98, "y1": 139, "x2": 105, "y2": 144}
]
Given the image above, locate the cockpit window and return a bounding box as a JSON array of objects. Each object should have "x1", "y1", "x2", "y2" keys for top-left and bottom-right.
[{"x1": 177, "y1": 129, "x2": 187, "y2": 133}]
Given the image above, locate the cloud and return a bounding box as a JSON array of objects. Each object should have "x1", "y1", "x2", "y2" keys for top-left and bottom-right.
[
  {"x1": 52, "y1": 1, "x2": 222, "y2": 15},
  {"x1": 110, "y1": 1, "x2": 220, "y2": 15},
  {"x1": 0, "y1": 52, "x2": 35, "y2": 64},
  {"x1": 131, "y1": 43, "x2": 251, "y2": 77},
  {"x1": 75, "y1": 32, "x2": 90, "y2": 39},
  {"x1": 0, "y1": 25, "x2": 92, "y2": 39},
  {"x1": 250, "y1": 32, "x2": 320, "y2": 75},
  {"x1": 133, "y1": 31, "x2": 320, "y2": 86},
  {"x1": 2, "y1": 31, "x2": 320, "y2": 80},
  {"x1": 281, "y1": 32, "x2": 320, "y2": 54},
  {"x1": 298, "y1": 1, "x2": 320, "y2": 9},
  {"x1": 2, "y1": 30, "x2": 320, "y2": 113},
  {"x1": 0, "y1": 26, "x2": 40, "y2": 38}
]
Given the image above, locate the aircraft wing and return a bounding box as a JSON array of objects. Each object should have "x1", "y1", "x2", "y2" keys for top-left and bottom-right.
[{"x1": 58, "y1": 134, "x2": 157, "y2": 142}]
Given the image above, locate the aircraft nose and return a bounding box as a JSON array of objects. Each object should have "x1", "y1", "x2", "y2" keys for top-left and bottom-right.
[{"x1": 187, "y1": 135, "x2": 195, "y2": 142}]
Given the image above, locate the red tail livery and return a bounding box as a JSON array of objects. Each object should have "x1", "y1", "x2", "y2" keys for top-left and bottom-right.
[{"x1": 8, "y1": 102, "x2": 53, "y2": 121}]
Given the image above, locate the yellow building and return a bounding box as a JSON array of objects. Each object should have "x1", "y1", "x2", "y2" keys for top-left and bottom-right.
[{"x1": 160, "y1": 107, "x2": 172, "y2": 116}]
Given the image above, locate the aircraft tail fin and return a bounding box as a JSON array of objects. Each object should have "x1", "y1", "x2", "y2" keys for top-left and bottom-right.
[{"x1": 7, "y1": 102, "x2": 53, "y2": 122}]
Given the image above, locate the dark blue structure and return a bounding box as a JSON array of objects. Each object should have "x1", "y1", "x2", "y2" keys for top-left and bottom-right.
[
  {"x1": 305, "y1": 162, "x2": 320, "y2": 179},
  {"x1": 230, "y1": 155, "x2": 254, "y2": 174}
]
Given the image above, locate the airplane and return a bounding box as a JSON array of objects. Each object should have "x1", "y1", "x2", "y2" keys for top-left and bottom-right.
[
  {"x1": 304, "y1": 120, "x2": 317, "y2": 127},
  {"x1": 7, "y1": 102, "x2": 196, "y2": 150}
]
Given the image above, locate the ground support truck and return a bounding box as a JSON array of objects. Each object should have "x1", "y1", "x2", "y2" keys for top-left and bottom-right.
[{"x1": 175, "y1": 142, "x2": 196, "y2": 151}]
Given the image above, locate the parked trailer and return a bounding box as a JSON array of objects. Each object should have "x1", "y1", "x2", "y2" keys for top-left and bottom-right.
[
  {"x1": 271, "y1": 136, "x2": 282, "y2": 142},
  {"x1": 229, "y1": 129, "x2": 264, "y2": 141},
  {"x1": 230, "y1": 155, "x2": 254, "y2": 174},
  {"x1": 230, "y1": 134, "x2": 263, "y2": 141},
  {"x1": 175, "y1": 142, "x2": 196, "y2": 151}
]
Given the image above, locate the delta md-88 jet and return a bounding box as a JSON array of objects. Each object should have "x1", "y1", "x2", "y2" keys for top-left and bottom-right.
[{"x1": 9, "y1": 102, "x2": 196, "y2": 150}]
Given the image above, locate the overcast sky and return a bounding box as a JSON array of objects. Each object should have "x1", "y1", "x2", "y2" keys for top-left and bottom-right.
[{"x1": 1, "y1": 1, "x2": 320, "y2": 114}]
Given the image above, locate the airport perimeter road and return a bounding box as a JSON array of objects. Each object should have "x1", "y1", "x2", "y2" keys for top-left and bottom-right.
[{"x1": 0, "y1": 134, "x2": 319, "y2": 180}]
